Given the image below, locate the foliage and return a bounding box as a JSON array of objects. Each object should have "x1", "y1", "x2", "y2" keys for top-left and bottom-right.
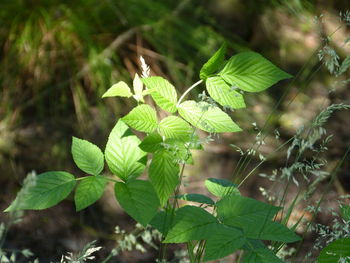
[{"x1": 4, "y1": 45, "x2": 299, "y2": 262}]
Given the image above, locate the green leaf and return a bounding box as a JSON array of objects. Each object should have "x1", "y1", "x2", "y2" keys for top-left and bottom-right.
[
  {"x1": 71, "y1": 137, "x2": 104, "y2": 176},
  {"x1": 205, "y1": 178, "x2": 240, "y2": 198},
  {"x1": 219, "y1": 52, "x2": 292, "y2": 92},
  {"x1": 102, "y1": 81, "x2": 132, "y2": 98},
  {"x1": 142, "y1": 76, "x2": 178, "y2": 113},
  {"x1": 217, "y1": 195, "x2": 300, "y2": 243},
  {"x1": 206, "y1": 76, "x2": 246, "y2": 109},
  {"x1": 149, "y1": 149, "x2": 179, "y2": 206},
  {"x1": 243, "y1": 248, "x2": 284, "y2": 263},
  {"x1": 317, "y1": 238, "x2": 350, "y2": 263},
  {"x1": 159, "y1": 116, "x2": 193, "y2": 140},
  {"x1": 164, "y1": 206, "x2": 221, "y2": 243},
  {"x1": 150, "y1": 211, "x2": 174, "y2": 236},
  {"x1": 200, "y1": 43, "x2": 227, "y2": 80},
  {"x1": 139, "y1": 133, "x2": 163, "y2": 153},
  {"x1": 74, "y1": 175, "x2": 107, "y2": 211},
  {"x1": 204, "y1": 225, "x2": 245, "y2": 261},
  {"x1": 163, "y1": 139, "x2": 193, "y2": 164},
  {"x1": 105, "y1": 120, "x2": 147, "y2": 181},
  {"x1": 340, "y1": 204, "x2": 350, "y2": 221},
  {"x1": 251, "y1": 221, "x2": 301, "y2": 242},
  {"x1": 217, "y1": 195, "x2": 281, "y2": 226},
  {"x1": 115, "y1": 180, "x2": 160, "y2": 226},
  {"x1": 122, "y1": 104, "x2": 158, "y2": 133},
  {"x1": 5, "y1": 171, "x2": 76, "y2": 211},
  {"x1": 178, "y1": 100, "x2": 242, "y2": 133},
  {"x1": 337, "y1": 56, "x2": 350, "y2": 76},
  {"x1": 174, "y1": 193, "x2": 215, "y2": 205}
]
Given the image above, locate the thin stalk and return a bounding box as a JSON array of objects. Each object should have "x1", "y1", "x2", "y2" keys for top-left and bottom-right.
[{"x1": 177, "y1": 80, "x2": 203, "y2": 107}]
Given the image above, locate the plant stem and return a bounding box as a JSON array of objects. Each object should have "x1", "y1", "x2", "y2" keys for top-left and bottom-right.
[{"x1": 177, "y1": 80, "x2": 203, "y2": 107}]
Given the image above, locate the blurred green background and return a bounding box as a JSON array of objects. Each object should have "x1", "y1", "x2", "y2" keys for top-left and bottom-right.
[{"x1": 0, "y1": 0, "x2": 349, "y2": 262}]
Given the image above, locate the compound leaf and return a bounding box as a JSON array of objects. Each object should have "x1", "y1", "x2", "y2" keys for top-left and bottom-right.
[
  {"x1": 219, "y1": 52, "x2": 292, "y2": 92},
  {"x1": 178, "y1": 100, "x2": 241, "y2": 133},
  {"x1": 142, "y1": 76, "x2": 178, "y2": 113},
  {"x1": 5, "y1": 171, "x2": 76, "y2": 211},
  {"x1": 71, "y1": 137, "x2": 104, "y2": 176},
  {"x1": 122, "y1": 104, "x2": 158, "y2": 133},
  {"x1": 74, "y1": 175, "x2": 107, "y2": 211},
  {"x1": 115, "y1": 180, "x2": 160, "y2": 226}
]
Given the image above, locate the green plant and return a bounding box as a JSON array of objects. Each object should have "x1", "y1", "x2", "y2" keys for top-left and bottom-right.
[{"x1": 5, "y1": 44, "x2": 301, "y2": 262}]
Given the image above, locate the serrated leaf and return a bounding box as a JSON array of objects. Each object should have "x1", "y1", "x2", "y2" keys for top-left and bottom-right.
[
  {"x1": 102, "y1": 81, "x2": 132, "y2": 98},
  {"x1": 149, "y1": 149, "x2": 179, "y2": 206},
  {"x1": 115, "y1": 180, "x2": 160, "y2": 226},
  {"x1": 205, "y1": 178, "x2": 240, "y2": 198},
  {"x1": 105, "y1": 120, "x2": 147, "y2": 181},
  {"x1": 139, "y1": 133, "x2": 163, "y2": 152},
  {"x1": 243, "y1": 248, "x2": 284, "y2": 263},
  {"x1": 164, "y1": 206, "x2": 221, "y2": 243},
  {"x1": 204, "y1": 225, "x2": 245, "y2": 261},
  {"x1": 175, "y1": 193, "x2": 215, "y2": 205},
  {"x1": 200, "y1": 43, "x2": 227, "y2": 80},
  {"x1": 142, "y1": 76, "x2": 178, "y2": 113},
  {"x1": 317, "y1": 237, "x2": 350, "y2": 263},
  {"x1": 122, "y1": 104, "x2": 158, "y2": 133},
  {"x1": 5, "y1": 171, "x2": 76, "y2": 211},
  {"x1": 74, "y1": 175, "x2": 107, "y2": 211},
  {"x1": 178, "y1": 100, "x2": 241, "y2": 133},
  {"x1": 159, "y1": 116, "x2": 193, "y2": 140},
  {"x1": 71, "y1": 137, "x2": 104, "y2": 176},
  {"x1": 206, "y1": 76, "x2": 246, "y2": 109},
  {"x1": 219, "y1": 52, "x2": 292, "y2": 92}
]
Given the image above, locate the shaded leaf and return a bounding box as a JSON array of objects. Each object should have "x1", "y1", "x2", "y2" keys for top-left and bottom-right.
[
  {"x1": 115, "y1": 180, "x2": 160, "y2": 226},
  {"x1": 5, "y1": 171, "x2": 76, "y2": 211},
  {"x1": 71, "y1": 137, "x2": 104, "y2": 176},
  {"x1": 317, "y1": 237, "x2": 350, "y2": 263},
  {"x1": 74, "y1": 175, "x2": 107, "y2": 211},
  {"x1": 204, "y1": 225, "x2": 245, "y2": 261},
  {"x1": 139, "y1": 133, "x2": 163, "y2": 153},
  {"x1": 175, "y1": 193, "x2": 215, "y2": 205},
  {"x1": 164, "y1": 206, "x2": 221, "y2": 243}
]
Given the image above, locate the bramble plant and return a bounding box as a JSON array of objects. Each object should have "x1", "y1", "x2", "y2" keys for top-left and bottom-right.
[{"x1": 5, "y1": 44, "x2": 302, "y2": 262}]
